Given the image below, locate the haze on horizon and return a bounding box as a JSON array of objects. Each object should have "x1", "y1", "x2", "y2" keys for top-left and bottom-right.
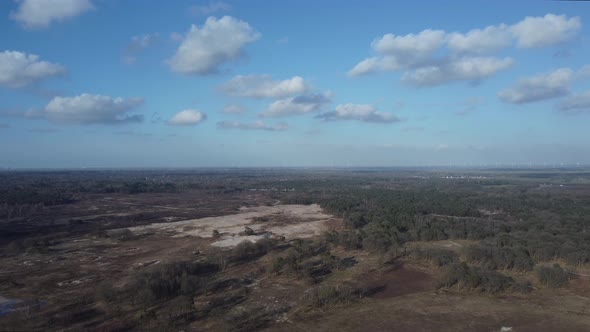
[{"x1": 1, "y1": 0, "x2": 589, "y2": 168}]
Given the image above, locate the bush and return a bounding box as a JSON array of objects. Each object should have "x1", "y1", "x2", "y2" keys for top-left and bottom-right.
[
  {"x1": 536, "y1": 264, "x2": 570, "y2": 288},
  {"x1": 231, "y1": 238, "x2": 275, "y2": 262},
  {"x1": 345, "y1": 212, "x2": 368, "y2": 229},
  {"x1": 304, "y1": 283, "x2": 366, "y2": 308},
  {"x1": 223, "y1": 305, "x2": 284, "y2": 332},
  {"x1": 510, "y1": 280, "x2": 533, "y2": 293},
  {"x1": 95, "y1": 281, "x2": 117, "y2": 303},
  {"x1": 5, "y1": 240, "x2": 26, "y2": 254},
  {"x1": 338, "y1": 231, "x2": 363, "y2": 250},
  {"x1": 437, "y1": 262, "x2": 516, "y2": 293},
  {"x1": 107, "y1": 229, "x2": 138, "y2": 241},
  {"x1": 462, "y1": 244, "x2": 534, "y2": 272},
  {"x1": 130, "y1": 260, "x2": 218, "y2": 305},
  {"x1": 409, "y1": 247, "x2": 458, "y2": 266}
]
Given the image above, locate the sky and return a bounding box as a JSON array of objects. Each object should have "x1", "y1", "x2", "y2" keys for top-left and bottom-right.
[{"x1": 1, "y1": 0, "x2": 590, "y2": 168}]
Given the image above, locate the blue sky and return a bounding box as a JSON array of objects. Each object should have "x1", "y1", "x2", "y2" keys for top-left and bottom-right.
[{"x1": 1, "y1": 0, "x2": 589, "y2": 168}]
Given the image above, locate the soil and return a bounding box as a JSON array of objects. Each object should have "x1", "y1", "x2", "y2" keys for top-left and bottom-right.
[
  {"x1": 366, "y1": 263, "x2": 435, "y2": 299},
  {"x1": 127, "y1": 204, "x2": 337, "y2": 247}
]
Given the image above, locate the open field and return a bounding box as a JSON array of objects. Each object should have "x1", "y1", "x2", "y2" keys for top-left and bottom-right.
[
  {"x1": 128, "y1": 204, "x2": 336, "y2": 247},
  {"x1": 2, "y1": 168, "x2": 590, "y2": 331}
]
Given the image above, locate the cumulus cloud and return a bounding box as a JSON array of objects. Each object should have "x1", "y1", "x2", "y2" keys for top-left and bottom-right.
[
  {"x1": 447, "y1": 24, "x2": 512, "y2": 54},
  {"x1": 189, "y1": 1, "x2": 231, "y2": 16},
  {"x1": 349, "y1": 32, "x2": 513, "y2": 84},
  {"x1": 372, "y1": 29, "x2": 446, "y2": 60},
  {"x1": 316, "y1": 103, "x2": 400, "y2": 123},
  {"x1": 498, "y1": 68, "x2": 573, "y2": 104},
  {"x1": 221, "y1": 104, "x2": 246, "y2": 114},
  {"x1": 556, "y1": 91, "x2": 590, "y2": 113},
  {"x1": 217, "y1": 120, "x2": 288, "y2": 131},
  {"x1": 220, "y1": 75, "x2": 308, "y2": 98},
  {"x1": 11, "y1": 0, "x2": 94, "y2": 29},
  {"x1": 122, "y1": 33, "x2": 159, "y2": 64},
  {"x1": 168, "y1": 109, "x2": 207, "y2": 125},
  {"x1": 402, "y1": 57, "x2": 513, "y2": 87},
  {"x1": 349, "y1": 14, "x2": 581, "y2": 86},
  {"x1": 348, "y1": 57, "x2": 382, "y2": 76},
  {"x1": 261, "y1": 93, "x2": 331, "y2": 117},
  {"x1": 30, "y1": 93, "x2": 144, "y2": 124},
  {"x1": 349, "y1": 30, "x2": 446, "y2": 77},
  {"x1": 167, "y1": 16, "x2": 260, "y2": 75},
  {"x1": 0, "y1": 51, "x2": 65, "y2": 88},
  {"x1": 511, "y1": 14, "x2": 581, "y2": 48}
]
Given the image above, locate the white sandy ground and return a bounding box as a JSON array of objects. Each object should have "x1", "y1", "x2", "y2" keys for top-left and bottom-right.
[{"x1": 126, "y1": 204, "x2": 336, "y2": 247}]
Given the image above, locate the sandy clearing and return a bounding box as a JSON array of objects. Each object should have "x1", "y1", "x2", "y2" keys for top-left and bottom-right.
[{"x1": 127, "y1": 204, "x2": 337, "y2": 247}]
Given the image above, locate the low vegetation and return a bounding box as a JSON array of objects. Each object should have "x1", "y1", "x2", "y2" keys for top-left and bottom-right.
[{"x1": 2, "y1": 169, "x2": 590, "y2": 330}]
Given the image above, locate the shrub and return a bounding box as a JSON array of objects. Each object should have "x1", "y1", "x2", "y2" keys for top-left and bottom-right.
[
  {"x1": 409, "y1": 247, "x2": 458, "y2": 266},
  {"x1": 130, "y1": 260, "x2": 218, "y2": 305},
  {"x1": 108, "y1": 229, "x2": 138, "y2": 241},
  {"x1": 231, "y1": 238, "x2": 275, "y2": 262},
  {"x1": 437, "y1": 262, "x2": 516, "y2": 293},
  {"x1": 305, "y1": 284, "x2": 362, "y2": 308},
  {"x1": 536, "y1": 264, "x2": 570, "y2": 288},
  {"x1": 95, "y1": 281, "x2": 117, "y2": 303},
  {"x1": 223, "y1": 305, "x2": 283, "y2": 332},
  {"x1": 510, "y1": 280, "x2": 533, "y2": 293}
]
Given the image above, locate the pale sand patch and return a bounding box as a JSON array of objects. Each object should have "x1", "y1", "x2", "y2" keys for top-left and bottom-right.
[{"x1": 127, "y1": 204, "x2": 337, "y2": 247}]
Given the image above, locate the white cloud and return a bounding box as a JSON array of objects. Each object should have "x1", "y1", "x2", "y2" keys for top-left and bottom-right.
[
  {"x1": 511, "y1": 14, "x2": 581, "y2": 48},
  {"x1": 348, "y1": 30, "x2": 447, "y2": 77},
  {"x1": 11, "y1": 0, "x2": 94, "y2": 29},
  {"x1": 220, "y1": 75, "x2": 308, "y2": 98},
  {"x1": 261, "y1": 93, "x2": 332, "y2": 117},
  {"x1": 122, "y1": 33, "x2": 159, "y2": 64},
  {"x1": 31, "y1": 93, "x2": 144, "y2": 124},
  {"x1": 221, "y1": 104, "x2": 246, "y2": 114},
  {"x1": 168, "y1": 109, "x2": 207, "y2": 125},
  {"x1": 348, "y1": 57, "x2": 382, "y2": 77},
  {"x1": 498, "y1": 68, "x2": 573, "y2": 104},
  {"x1": 372, "y1": 29, "x2": 446, "y2": 59},
  {"x1": 316, "y1": 103, "x2": 400, "y2": 123},
  {"x1": 556, "y1": 91, "x2": 590, "y2": 113},
  {"x1": 189, "y1": 1, "x2": 231, "y2": 16},
  {"x1": 447, "y1": 24, "x2": 512, "y2": 54},
  {"x1": 349, "y1": 14, "x2": 581, "y2": 86},
  {"x1": 0, "y1": 51, "x2": 65, "y2": 88},
  {"x1": 217, "y1": 120, "x2": 287, "y2": 131},
  {"x1": 402, "y1": 57, "x2": 513, "y2": 87},
  {"x1": 167, "y1": 16, "x2": 260, "y2": 75}
]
